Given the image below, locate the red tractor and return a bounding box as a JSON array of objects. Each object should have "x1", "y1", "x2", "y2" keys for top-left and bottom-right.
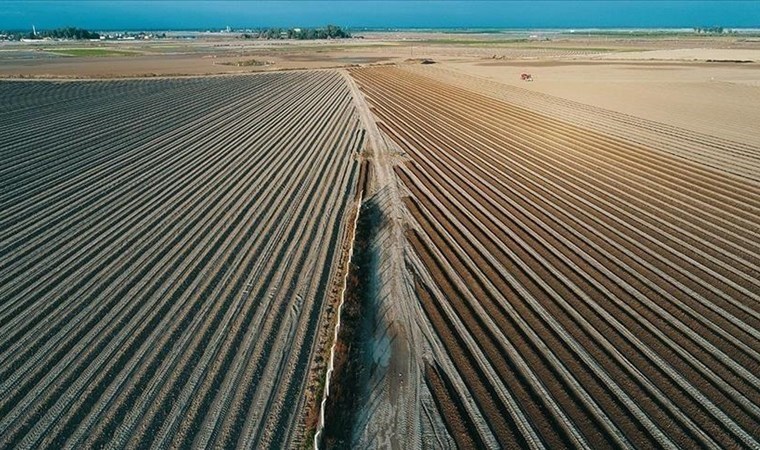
[{"x1": 521, "y1": 73, "x2": 533, "y2": 82}]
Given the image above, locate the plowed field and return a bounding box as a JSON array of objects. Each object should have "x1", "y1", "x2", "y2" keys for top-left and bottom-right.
[
  {"x1": 0, "y1": 71, "x2": 363, "y2": 448},
  {"x1": 350, "y1": 66, "x2": 760, "y2": 448}
]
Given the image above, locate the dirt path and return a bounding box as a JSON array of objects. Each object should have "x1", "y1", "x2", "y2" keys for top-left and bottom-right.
[{"x1": 340, "y1": 70, "x2": 456, "y2": 449}]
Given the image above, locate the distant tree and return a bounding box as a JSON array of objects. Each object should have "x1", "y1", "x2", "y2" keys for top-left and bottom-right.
[
  {"x1": 247, "y1": 25, "x2": 351, "y2": 41},
  {"x1": 2, "y1": 27, "x2": 101, "y2": 40},
  {"x1": 694, "y1": 26, "x2": 725, "y2": 35}
]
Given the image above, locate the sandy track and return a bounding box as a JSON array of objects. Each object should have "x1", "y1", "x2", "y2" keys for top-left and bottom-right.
[
  {"x1": 340, "y1": 69, "x2": 438, "y2": 450},
  {"x1": 350, "y1": 66, "x2": 760, "y2": 449},
  {"x1": 0, "y1": 71, "x2": 362, "y2": 448}
]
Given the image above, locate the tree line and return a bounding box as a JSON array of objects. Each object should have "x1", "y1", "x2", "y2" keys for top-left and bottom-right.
[
  {"x1": 693, "y1": 27, "x2": 738, "y2": 35},
  {"x1": 241, "y1": 25, "x2": 351, "y2": 40},
  {"x1": 1, "y1": 27, "x2": 100, "y2": 41}
]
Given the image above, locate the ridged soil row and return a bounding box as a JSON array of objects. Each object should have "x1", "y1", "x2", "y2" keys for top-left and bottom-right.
[
  {"x1": 404, "y1": 65, "x2": 760, "y2": 179},
  {"x1": 0, "y1": 75, "x2": 301, "y2": 334},
  {"x1": 0, "y1": 79, "x2": 184, "y2": 137},
  {"x1": 2, "y1": 72, "x2": 336, "y2": 448},
  {"x1": 72, "y1": 79, "x2": 354, "y2": 450},
  {"x1": 366, "y1": 79, "x2": 756, "y2": 444},
  {"x1": 423, "y1": 361, "x2": 488, "y2": 449},
  {"x1": 356, "y1": 69, "x2": 760, "y2": 351},
  {"x1": 362, "y1": 69, "x2": 760, "y2": 257},
  {"x1": 350, "y1": 66, "x2": 760, "y2": 449},
  {"x1": 0, "y1": 74, "x2": 324, "y2": 403},
  {"x1": 0, "y1": 71, "x2": 361, "y2": 449},
  {"x1": 0, "y1": 77, "x2": 243, "y2": 183},
  {"x1": 360, "y1": 70, "x2": 753, "y2": 386},
  {"x1": 360, "y1": 72, "x2": 752, "y2": 354},
  {"x1": 356, "y1": 67, "x2": 756, "y2": 324},
  {"x1": 0, "y1": 76, "x2": 285, "y2": 232}
]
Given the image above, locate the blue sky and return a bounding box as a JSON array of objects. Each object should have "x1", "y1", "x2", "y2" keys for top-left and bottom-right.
[{"x1": 2, "y1": 1, "x2": 759, "y2": 31}]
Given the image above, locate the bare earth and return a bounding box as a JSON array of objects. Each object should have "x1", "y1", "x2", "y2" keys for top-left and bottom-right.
[
  {"x1": 3, "y1": 34, "x2": 759, "y2": 146},
  {"x1": 342, "y1": 34, "x2": 759, "y2": 448},
  {"x1": 442, "y1": 59, "x2": 760, "y2": 146},
  {"x1": 352, "y1": 64, "x2": 759, "y2": 447},
  {"x1": 2, "y1": 32, "x2": 759, "y2": 449}
]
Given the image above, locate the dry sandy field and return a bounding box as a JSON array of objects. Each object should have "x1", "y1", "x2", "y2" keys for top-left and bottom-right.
[{"x1": 1, "y1": 32, "x2": 759, "y2": 449}]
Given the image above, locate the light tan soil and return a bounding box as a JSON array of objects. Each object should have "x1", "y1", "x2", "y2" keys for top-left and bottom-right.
[{"x1": 437, "y1": 59, "x2": 760, "y2": 146}]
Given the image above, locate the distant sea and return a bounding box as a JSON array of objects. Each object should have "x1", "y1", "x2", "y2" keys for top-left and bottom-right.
[{"x1": 2, "y1": 1, "x2": 758, "y2": 32}]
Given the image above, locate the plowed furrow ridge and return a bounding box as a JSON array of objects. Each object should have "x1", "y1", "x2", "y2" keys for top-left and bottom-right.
[
  {"x1": 350, "y1": 66, "x2": 760, "y2": 449},
  {"x1": 0, "y1": 71, "x2": 363, "y2": 449}
]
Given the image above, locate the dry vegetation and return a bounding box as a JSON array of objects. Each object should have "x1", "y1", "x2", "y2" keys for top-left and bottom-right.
[{"x1": 0, "y1": 71, "x2": 363, "y2": 448}]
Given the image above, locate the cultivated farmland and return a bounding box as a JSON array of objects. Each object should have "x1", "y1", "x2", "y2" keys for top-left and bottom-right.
[
  {"x1": 0, "y1": 71, "x2": 363, "y2": 448},
  {"x1": 350, "y1": 66, "x2": 760, "y2": 448}
]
